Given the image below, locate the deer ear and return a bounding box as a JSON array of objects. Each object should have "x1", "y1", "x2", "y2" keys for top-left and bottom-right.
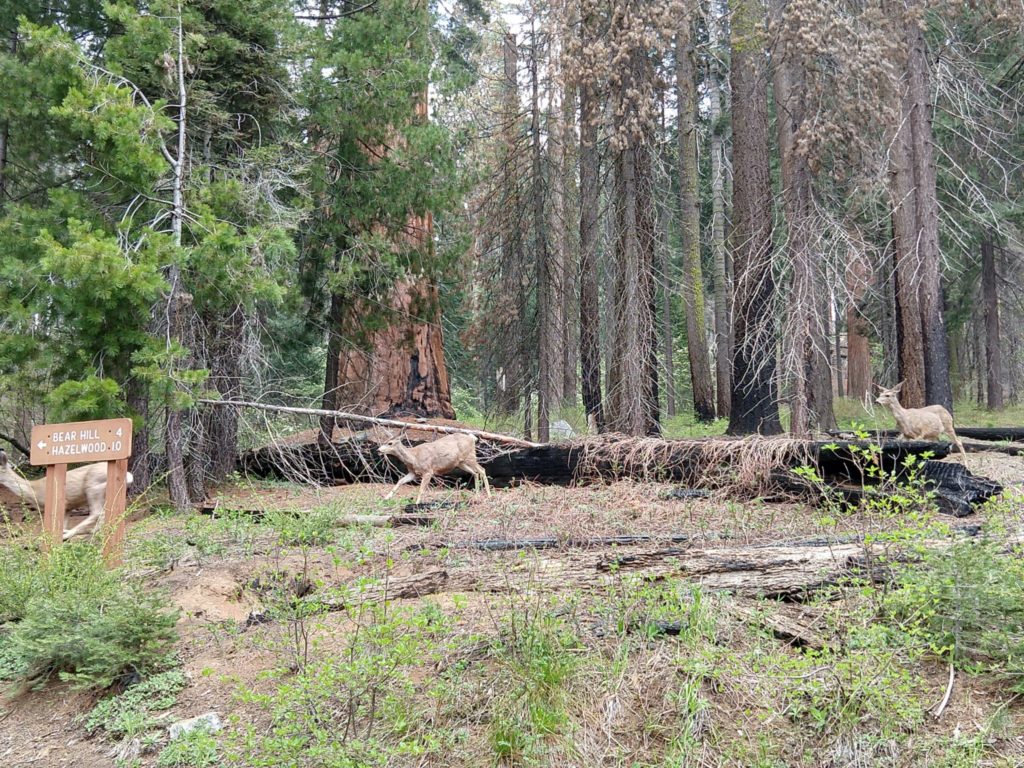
[
  {"x1": 0, "y1": 449, "x2": 6, "y2": 467},
  {"x1": 893, "y1": 381, "x2": 904, "y2": 392}
]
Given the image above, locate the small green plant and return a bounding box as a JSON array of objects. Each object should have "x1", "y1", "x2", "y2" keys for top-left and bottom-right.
[
  {"x1": 780, "y1": 642, "x2": 925, "y2": 738},
  {"x1": 231, "y1": 602, "x2": 451, "y2": 766},
  {"x1": 85, "y1": 669, "x2": 188, "y2": 739},
  {"x1": 3, "y1": 541, "x2": 178, "y2": 690},
  {"x1": 486, "y1": 604, "x2": 580, "y2": 763},
  {"x1": 884, "y1": 529, "x2": 1024, "y2": 691},
  {"x1": 157, "y1": 726, "x2": 220, "y2": 768}
]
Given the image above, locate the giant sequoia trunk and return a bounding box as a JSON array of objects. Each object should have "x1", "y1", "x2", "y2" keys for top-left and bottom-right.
[
  {"x1": 335, "y1": 270, "x2": 455, "y2": 421},
  {"x1": 333, "y1": 80, "x2": 455, "y2": 423},
  {"x1": 727, "y1": 0, "x2": 782, "y2": 435},
  {"x1": 677, "y1": 25, "x2": 716, "y2": 423},
  {"x1": 771, "y1": 0, "x2": 833, "y2": 434},
  {"x1": 888, "y1": 1, "x2": 951, "y2": 411}
]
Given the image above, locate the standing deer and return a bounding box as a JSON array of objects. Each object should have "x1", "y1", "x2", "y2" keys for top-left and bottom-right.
[
  {"x1": 377, "y1": 431, "x2": 491, "y2": 504},
  {"x1": 0, "y1": 449, "x2": 133, "y2": 539},
  {"x1": 874, "y1": 382, "x2": 967, "y2": 461}
]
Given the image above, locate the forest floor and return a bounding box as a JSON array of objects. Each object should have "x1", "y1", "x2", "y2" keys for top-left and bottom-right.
[{"x1": 2, "y1": 449, "x2": 1024, "y2": 767}]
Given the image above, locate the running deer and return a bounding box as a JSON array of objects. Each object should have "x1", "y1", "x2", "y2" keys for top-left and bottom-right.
[
  {"x1": 0, "y1": 449, "x2": 133, "y2": 539},
  {"x1": 874, "y1": 383, "x2": 967, "y2": 461},
  {"x1": 377, "y1": 431, "x2": 491, "y2": 504}
]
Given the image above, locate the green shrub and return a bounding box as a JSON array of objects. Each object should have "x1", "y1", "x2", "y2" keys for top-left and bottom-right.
[
  {"x1": 0, "y1": 545, "x2": 41, "y2": 622},
  {"x1": 885, "y1": 534, "x2": 1024, "y2": 690},
  {"x1": 3, "y1": 541, "x2": 178, "y2": 690}
]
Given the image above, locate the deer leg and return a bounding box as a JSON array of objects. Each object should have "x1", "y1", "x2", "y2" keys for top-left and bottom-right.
[
  {"x1": 458, "y1": 463, "x2": 480, "y2": 494},
  {"x1": 64, "y1": 491, "x2": 107, "y2": 540},
  {"x1": 415, "y1": 472, "x2": 434, "y2": 505},
  {"x1": 63, "y1": 511, "x2": 101, "y2": 540},
  {"x1": 950, "y1": 430, "x2": 967, "y2": 462},
  {"x1": 475, "y1": 463, "x2": 492, "y2": 497},
  {"x1": 385, "y1": 473, "x2": 417, "y2": 500}
]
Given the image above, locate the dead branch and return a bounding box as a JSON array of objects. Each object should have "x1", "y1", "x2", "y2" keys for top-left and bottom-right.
[{"x1": 198, "y1": 398, "x2": 542, "y2": 448}]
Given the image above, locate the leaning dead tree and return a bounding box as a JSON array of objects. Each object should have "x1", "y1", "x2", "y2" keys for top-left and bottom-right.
[{"x1": 199, "y1": 399, "x2": 542, "y2": 448}]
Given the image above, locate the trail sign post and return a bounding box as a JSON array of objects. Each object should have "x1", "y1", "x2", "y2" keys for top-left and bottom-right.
[{"x1": 30, "y1": 418, "x2": 133, "y2": 565}]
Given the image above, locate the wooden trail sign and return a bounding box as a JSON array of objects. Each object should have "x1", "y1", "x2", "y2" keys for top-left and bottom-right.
[
  {"x1": 30, "y1": 418, "x2": 133, "y2": 565},
  {"x1": 30, "y1": 418, "x2": 132, "y2": 465}
]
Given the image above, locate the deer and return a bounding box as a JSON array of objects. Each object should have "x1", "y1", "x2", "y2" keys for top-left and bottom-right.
[
  {"x1": 377, "y1": 431, "x2": 491, "y2": 504},
  {"x1": 874, "y1": 382, "x2": 967, "y2": 462},
  {"x1": 0, "y1": 449, "x2": 133, "y2": 539}
]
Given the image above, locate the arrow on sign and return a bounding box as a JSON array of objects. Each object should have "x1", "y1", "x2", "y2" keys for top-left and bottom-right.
[{"x1": 37, "y1": 441, "x2": 47, "y2": 449}]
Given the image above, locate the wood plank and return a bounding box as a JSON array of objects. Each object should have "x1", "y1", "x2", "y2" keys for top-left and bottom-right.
[
  {"x1": 101, "y1": 459, "x2": 129, "y2": 565},
  {"x1": 42, "y1": 464, "x2": 66, "y2": 549}
]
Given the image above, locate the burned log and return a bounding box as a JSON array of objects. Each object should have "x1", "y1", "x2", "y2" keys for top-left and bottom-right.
[
  {"x1": 773, "y1": 460, "x2": 1003, "y2": 517},
  {"x1": 831, "y1": 427, "x2": 1024, "y2": 444}
]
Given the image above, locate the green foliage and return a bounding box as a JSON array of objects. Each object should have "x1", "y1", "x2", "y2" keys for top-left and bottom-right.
[
  {"x1": 157, "y1": 726, "x2": 220, "y2": 768},
  {"x1": 1, "y1": 542, "x2": 178, "y2": 690},
  {"x1": 231, "y1": 602, "x2": 452, "y2": 766},
  {"x1": 488, "y1": 607, "x2": 580, "y2": 762},
  {"x1": 884, "y1": 531, "x2": 1024, "y2": 690},
  {"x1": 85, "y1": 669, "x2": 188, "y2": 739}
]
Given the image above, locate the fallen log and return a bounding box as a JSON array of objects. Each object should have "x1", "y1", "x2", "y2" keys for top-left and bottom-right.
[
  {"x1": 773, "y1": 460, "x2": 1003, "y2": 517},
  {"x1": 241, "y1": 435, "x2": 953, "y2": 490},
  {"x1": 830, "y1": 427, "x2": 1024, "y2": 444},
  {"x1": 198, "y1": 504, "x2": 441, "y2": 527},
  {"x1": 312, "y1": 539, "x2": 892, "y2": 609}
]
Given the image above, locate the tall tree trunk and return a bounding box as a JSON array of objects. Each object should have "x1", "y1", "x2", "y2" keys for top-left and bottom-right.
[
  {"x1": 981, "y1": 230, "x2": 1003, "y2": 409},
  {"x1": 562, "y1": 79, "x2": 580, "y2": 405},
  {"x1": 888, "y1": 1, "x2": 950, "y2": 410},
  {"x1": 336, "y1": 272, "x2": 455, "y2": 420},
  {"x1": 846, "y1": 253, "x2": 873, "y2": 401},
  {"x1": 578, "y1": 27, "x2": 603, "y2": 431},
  {"x1": 531, "y1": 17, "x2": 554, "y2": 442},
  {"x1": 707, "y1": 4, "x2": 731, "y2": 419},
  {"x1": 906, "y1": 12, "x2": 951, "y2": 412},
  {"x1": 658, "y1": 175, "x2": 676, "y2": 418},
  {"x1": 495, "y1": 33, "x2": 526, "y2": 415},
  {"x1": 726, "y1": 0, "x2": 782, "y2": 435},
  {"x1": 677, "y1": 25, "x2": 716, "y2": 423},
  {"x1": 771, "y1": 0, "x2": 833, "y2": 434},
  {"x1": 166, "y1": 12, "x2": 192, "y2": 510},
  {"x1": 546, "y1": 27, "x2": 567, "y2": 410},
  {"x1": 201, "y1": 306, "x2": 244, "y2": 481},
  {"x1": 320, "y1": 282, "x2": 345, "y2": 443},
  {"x1": 334, "y1": 83, "x2": 455, "y2": 422},
  {"x1": 637, "y1": 141, "x2": 660, "y2": 436},
  {"x1": 658, "y1": 93, "x2": 676, "y2": 418},
  {"x1": 834, "y1": 296, "x2": 844, "y2": 399}
]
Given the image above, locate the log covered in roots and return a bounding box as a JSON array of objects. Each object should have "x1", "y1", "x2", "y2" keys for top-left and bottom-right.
[{"x1": 240, "y1": 434, "x2": 954, "y2": 490}]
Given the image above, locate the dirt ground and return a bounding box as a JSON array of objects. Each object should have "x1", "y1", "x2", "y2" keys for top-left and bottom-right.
[{"x1": 2, "y1": 451, "x2": 1023, "y2": 767}]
